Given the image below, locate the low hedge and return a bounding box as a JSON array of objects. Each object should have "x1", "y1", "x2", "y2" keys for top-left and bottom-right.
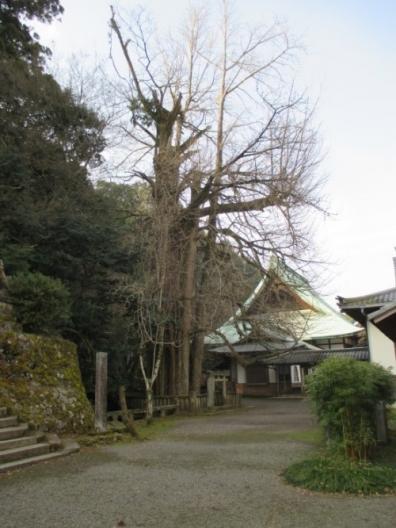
[{"x1": 284, "y1": 455, "x2": 396, "y2": 495}]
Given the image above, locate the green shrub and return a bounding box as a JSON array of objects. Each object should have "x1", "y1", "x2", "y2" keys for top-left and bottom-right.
[
  {"x1": 388, "y1": 408, "x2": 396, "y2": 431},
  {"x1": 284, "y1": 455, "x2": 396, "y2": 494},
  {"x1": 8, "y1": 272, "x2": 71, "y2": 334},
  {"x1": 306, "y1": 357, "x2": 395, "y2": 461}
]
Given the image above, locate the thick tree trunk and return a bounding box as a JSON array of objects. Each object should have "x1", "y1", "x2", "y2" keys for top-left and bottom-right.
[
  {"x1": 169, "y1": 340, "x2": 177, "y2": 397},
  {"x1": 189, "y1": 32, "x2": 227, "y2": 396},
  {"x1": 190, "y1": 331, "x2": 205, "y2": 397},
  {"x1": 179, "y1": 224, "x2": 199, "y2": 396},
  {"x1": 189, "y1": 231, "x2": 215, "y2": 396},
  {"x1": 153, "y1": 197, "x2": 186, "y2": 397}
]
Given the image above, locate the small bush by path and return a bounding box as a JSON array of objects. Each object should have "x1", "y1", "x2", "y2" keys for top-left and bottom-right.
[
  {"x1": 284, "y1": 454, "x2": 396, "y2": 495},
  {"x1": 284, "y1": 358, "x2": 396, "y2": 496},
  {"x1": 306, "y1": 357, "x2": 395, "y2": 461}
]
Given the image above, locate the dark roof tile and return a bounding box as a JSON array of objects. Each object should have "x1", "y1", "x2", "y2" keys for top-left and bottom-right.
[
  {"x1": 260, "y1": 347, "x2": 369, "y2": 365},
  {"x1": 337, "y1": 288, "x2": 396, "y2": 309}
]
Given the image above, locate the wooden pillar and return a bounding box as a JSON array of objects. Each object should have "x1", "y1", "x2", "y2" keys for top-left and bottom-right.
[
  {"x1": 95, "y1": 352, "x2": 108, "y2": 432},
  {"x1": 207, "y1": 373, "x2": 215, "y2": 408},
  {"x1": 222, "y1": 377, "x2": 227, "y2": 404}
]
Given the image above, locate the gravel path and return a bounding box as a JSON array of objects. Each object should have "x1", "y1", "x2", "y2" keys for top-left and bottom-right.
[{"x1": 1, "y1": 398, "x2": 395, "y2": 528}]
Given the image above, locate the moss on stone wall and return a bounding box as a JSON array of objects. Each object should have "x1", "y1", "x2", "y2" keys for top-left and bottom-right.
[{"x1": 0, "y1": 329, "x2": 94, "y2": 433}]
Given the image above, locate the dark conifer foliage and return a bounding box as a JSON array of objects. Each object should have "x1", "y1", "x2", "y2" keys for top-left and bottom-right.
[
  {"x1": 0, "y1": 0, "x2": 63, "y2": 64},
  {"x1": 0, "y1": 1, "x2": 140, "y2": 394}
]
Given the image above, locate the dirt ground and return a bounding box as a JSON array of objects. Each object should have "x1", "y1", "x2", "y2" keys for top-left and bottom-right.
[{"x1": 1, "y1": 398, "x2": 395, "y2": 528}]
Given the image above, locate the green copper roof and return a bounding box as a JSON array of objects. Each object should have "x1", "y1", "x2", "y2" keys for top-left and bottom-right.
[{"x1": 205, "y1": 255, "x2": 360, "y2": 346}]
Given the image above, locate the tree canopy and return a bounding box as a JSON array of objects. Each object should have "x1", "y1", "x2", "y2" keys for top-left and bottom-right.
[
  {"x1": 0, "y1": 0, "x2": 63, "y2": 64},
  {"x1": 0, "y1": 0, "x2": 143, "y2": 396},
  {"x1": 109, "y1": 2, "x2": 323, "y2": 401}
]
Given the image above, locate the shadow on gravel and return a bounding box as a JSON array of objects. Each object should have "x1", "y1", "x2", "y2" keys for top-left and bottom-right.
[{"x1": 0, "y1": 449, "x2": 124, "y2": 486}]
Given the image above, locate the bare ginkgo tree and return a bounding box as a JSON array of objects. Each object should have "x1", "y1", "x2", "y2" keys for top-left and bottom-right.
[{"x1": 108, "y1": 1, "x2": 323, "y2": 413}]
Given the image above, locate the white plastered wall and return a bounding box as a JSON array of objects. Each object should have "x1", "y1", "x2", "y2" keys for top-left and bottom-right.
[
  {"x1": 236, "y1": 363, "x2": 246, "y2": 384},
  {"x1": 367, "y1": 321, "x2": 396, "y2": 374},
  {"x1": 268, "y1": 367, "x2": 277, "y2": 383}
]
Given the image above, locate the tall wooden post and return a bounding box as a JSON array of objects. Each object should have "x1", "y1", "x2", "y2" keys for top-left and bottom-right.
[
  {"x1": 95, "y1": 352, "x2": 108, "y2": 432},
  {"x1": 207, "y1": 373, "x2": 215, "y2": 408}
]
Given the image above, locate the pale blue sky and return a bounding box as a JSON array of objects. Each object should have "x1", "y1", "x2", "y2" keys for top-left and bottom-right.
[{"x1": 37, "y1": 0, "x2": 396, "y2": 301}]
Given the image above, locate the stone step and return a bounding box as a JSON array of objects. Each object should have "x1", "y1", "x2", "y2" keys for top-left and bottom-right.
[
  {"x1": 0, "y1": 435, "x2": 39, "y2": 452},
  {"x1": 0, "y1": 424, "x2": 29, "y2": 441},
  {"x1": 0, "y1": 441, "x2": 80, "y2": 474},
  {"x1": 0, "y1": 407, "x2": 7, "y2": 418},
  {"x1": 0, "y1": 416, "x2": 18, "y2": 428},
  {"x1": 0, "y1": 442, "x2": 49, "y2": 464}
]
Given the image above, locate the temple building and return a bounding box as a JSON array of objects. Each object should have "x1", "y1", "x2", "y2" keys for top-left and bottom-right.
[{"x1": 205, "y1": 256, "x2": 366, "y2": 396}]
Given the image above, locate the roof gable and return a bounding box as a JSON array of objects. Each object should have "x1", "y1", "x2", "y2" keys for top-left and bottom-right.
[{"x1": 205, "y1": 255, "x2": 359, "y2": 346}]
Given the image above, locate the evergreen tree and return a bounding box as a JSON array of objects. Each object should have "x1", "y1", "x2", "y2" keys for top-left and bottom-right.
[
  {"x1": 0, "y1": 0, "x2": 63, "y2": 64},
  {"x1": 0, "y1": 1, "x2": 140, "y2": 393}
]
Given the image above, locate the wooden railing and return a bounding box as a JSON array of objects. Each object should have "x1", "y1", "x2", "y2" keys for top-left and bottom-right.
[
  {"x1": 128, "y1": 396, "x2": 177, "y2": 411},
  {"x1": 214, "y1": 392, "x2": 242, "y2": 407},
  {"x1": 176, "y1": 394, "x2": 208, "y2": 412},
  {"x1": 107, "y1": 392, "x2": 240, "y2": 423},
  {"x1": 225, "y1": 392, "x2": 242, "y2": 408}
]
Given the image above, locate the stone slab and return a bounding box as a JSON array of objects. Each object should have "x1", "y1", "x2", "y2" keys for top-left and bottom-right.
[
  {"x1": 0, "y1": 444, "x2": 79, "y2": 474},
  {"x1": 0, "y1": 424, "x2": 28, "y2": 441},
  {"x1": 0, "y1": 416, "x2": 18, "y2": 429},
  {"x1": 0, "y1": 442, "x2": 49, "y2": 464},
  {"x1": 0, "y1": 435, "x2": 38, "y2": 452}
]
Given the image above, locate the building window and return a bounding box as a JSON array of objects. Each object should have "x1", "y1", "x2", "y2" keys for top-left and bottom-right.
[{"x1": 290, "y1": 364, "x2": 302, "y2": 384}]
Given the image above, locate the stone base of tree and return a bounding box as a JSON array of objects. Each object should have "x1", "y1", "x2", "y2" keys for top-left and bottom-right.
[{"x1": 0, "y1": 329, "x2": 94, "y2": 433}]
